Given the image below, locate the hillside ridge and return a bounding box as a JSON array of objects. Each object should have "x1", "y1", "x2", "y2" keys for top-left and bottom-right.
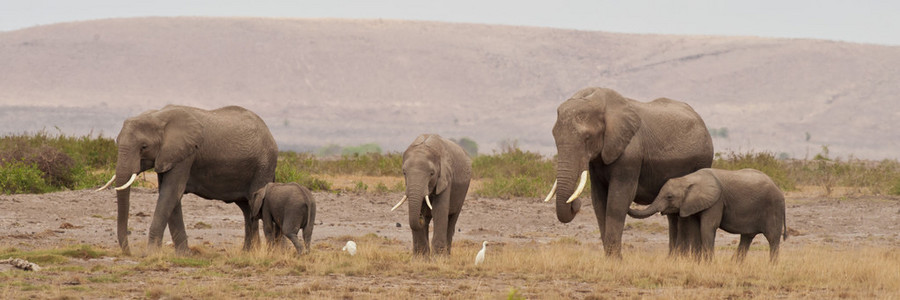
[{"x1": 1, "y1": 17, "x2": 898, "y2": 159}]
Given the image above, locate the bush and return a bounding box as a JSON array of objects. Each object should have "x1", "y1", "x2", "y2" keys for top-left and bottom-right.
[
  {"x1": 0, "y1": 131, "x2": 117, "y2": 194},
  {"x1": 472, "y1": 147, "x2": 555, "y2": 198},
  {"x1": 275, "y1": 155, "x2": 332, "y2": 191},
  {"x1": 0, "y1": 161, "x2": 53, "y2": 194},
  {"x1": 713, "y1": 151, "x2": 795, "y2": 191}
]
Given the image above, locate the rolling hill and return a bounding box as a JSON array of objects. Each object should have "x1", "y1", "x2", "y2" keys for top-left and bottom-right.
[{"x1": 1, "y1": 17, "x2": 898, "y2": 159}]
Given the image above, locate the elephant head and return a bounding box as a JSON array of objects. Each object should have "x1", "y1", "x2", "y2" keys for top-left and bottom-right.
[
  {"x1": 98, "y1": 107, "x2": 203, "y2": 254},
  {"x1": 546, "y1": 88, "x2": 641, "y2": 223},
  {"x1": 391, "y1": 135, "x2": 450, "y2": 231},
  {"x1": 627, "y1": 170, "x2": 721, "y2": 219}
]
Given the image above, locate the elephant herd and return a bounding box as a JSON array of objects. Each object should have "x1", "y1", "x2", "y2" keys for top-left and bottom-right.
[{"x1": 97, "y1": 87, "x2": 786, "y2": 262}]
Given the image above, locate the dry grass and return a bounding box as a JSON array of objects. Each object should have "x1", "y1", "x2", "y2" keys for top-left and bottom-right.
[{"x1": 2, "y1": 236, "x2": 897, "y2": 299}]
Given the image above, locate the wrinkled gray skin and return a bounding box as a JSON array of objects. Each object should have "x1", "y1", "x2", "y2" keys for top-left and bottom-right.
[
  {"x1": 551, "y1": 87, "x2": 713, "y2": 258},
  {"x1": 110, "y1": 105, "x2": 277, "y2": 255},
  {"x1": 251, "y1": 182, "x2": 316, "y2": 255},
  {"x1": 628, "y1": 168, "x2": 788, "y2": 262},
  {"x1": 402, "y1": 134, "x2": 472, "y2": 256}
]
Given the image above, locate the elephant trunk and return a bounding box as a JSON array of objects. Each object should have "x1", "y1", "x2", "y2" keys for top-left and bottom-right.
[
  {"x1": 114, "y1": 147, "x2": 140, "y2": 255},
  {"x1": 406, "y1": 179, "x2": 429, "y2": 231},
  {"x1": 554, "y1": 148, "x2": 585, "y2": 223},
  {"x1": 627, "y1": 198, "x2": 665, "y2": 219}
]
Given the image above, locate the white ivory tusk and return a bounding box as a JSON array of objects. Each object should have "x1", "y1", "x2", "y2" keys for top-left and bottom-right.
[
  {"x1": 114, "y1": 174, "x2": 137, "y2": 191},
  {"x1": 425, "y1": 195, "x2": 433, "y2": 210},
  {"x1": 95, "y1": 175, "x2": 116, "y2": 192},
  {"x1": 543, "y1": 180, "x2": 558, "y2": 202},
  {"x1": 566, "y1": 170, "x2": 588, "y2": 204},
  {"x1": 391, "y1": 195, "x2": 408, "y2": 212}
]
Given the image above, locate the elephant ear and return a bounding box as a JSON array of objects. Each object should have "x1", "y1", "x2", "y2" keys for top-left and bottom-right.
[
  {"x1": 600, "y1": 92, "x2": 641, "y2": 165},
  {"x1": 153, "y1": 108, "x2": 204, "y2": 173},
  {"x1": 250, "y1": 184, "x2": 271, "y2": 218},
  {"x1": 680, "y1": 171, "x2": 722, "y2": 217},
  {"x1": 435, "y1": 152, "x2": 452, "y2": 194}
]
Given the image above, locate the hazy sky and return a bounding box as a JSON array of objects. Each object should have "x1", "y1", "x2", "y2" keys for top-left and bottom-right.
[{"x1": 2, "y1": 0, "x2": 899, "y2": 46}]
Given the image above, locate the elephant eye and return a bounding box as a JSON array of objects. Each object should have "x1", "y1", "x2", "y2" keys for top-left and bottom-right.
[{"x1": 141, "y1": 144, "x2": 148, "y2": 150}]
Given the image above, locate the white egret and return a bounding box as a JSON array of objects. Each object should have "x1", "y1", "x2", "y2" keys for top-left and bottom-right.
[
  {"x1": 342, "y1": 240, "x2": 357, "y2": 256},
  {"x1": 475, "y1": 241, "x2": 487, "y2": 265}
]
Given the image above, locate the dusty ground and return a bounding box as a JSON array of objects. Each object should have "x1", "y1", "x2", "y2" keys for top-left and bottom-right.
[{"x1": 1, "y1": 184, "x2": 899, "y2": 297}]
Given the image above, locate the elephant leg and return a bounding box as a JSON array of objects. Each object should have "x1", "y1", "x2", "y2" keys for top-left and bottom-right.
[
  {"x1": 681, "y1": 216, "x2": 702, "y2": 259},
  {"x1": 148, "y1": 166, "x2": 190, "y2": 252},
  {"x1": 603, "y1": 169, "x2": 639, "y2": 258},
  {"x1": 764, "y1": 230, "x2": 781, "y2": 263},
  {"x1": 261, "y1": 215, "x2": 276, "y2": 251},
  {"x1": 446, "y1": 212, "x2": 460, "y2": 251},
  {"x1": 412, "y1": 215, "x2": 431, "y2": 256},
  {"x1": 667, "y1": 214, "x2": 681, "y2": 257},
  {"x1": 281, "y1": 218, "x2": 304, "y2": 255},
  {"x1": 589, "y1": 168, "x2": 609, "y2": 242},
  {"x1": 430, "y1": 194, "x2": 451, "y2": 255},
  {"x1": 236, "y1": 201, "x2": 260, "y2": 251},
  {"x1": 735, "y1": 234, "x2": 754, "y2": 262},
  {"x1": 698, "y1": 217, "x2": 718, "y2": 262},
  {"x1": 167, "y1": 201, "x2": 190, "y2": 255},
  {"x1": 285, "y1": 232, "x2": 304, "y2": 256}
]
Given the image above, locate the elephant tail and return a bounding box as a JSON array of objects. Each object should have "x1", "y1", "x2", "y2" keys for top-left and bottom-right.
[
  {"x1": 303, "y1": 196, "x2": 316, "y2": 249},
  {"x1": 782, "y1": 214, "x2": 788, "y2": 241}
]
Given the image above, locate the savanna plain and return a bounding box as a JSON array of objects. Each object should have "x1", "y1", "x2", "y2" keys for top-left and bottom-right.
[{"x1": 1, "y1": 134, "x2": 899, "y2": 299}]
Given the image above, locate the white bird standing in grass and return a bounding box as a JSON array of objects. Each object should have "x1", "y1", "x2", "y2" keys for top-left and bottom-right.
[
  {"x1": 342, "y1": 241, "x2": 357, "y2": 256},
  {"x1": 475, "y1": 241, "x2": 487, "y2": 265}
]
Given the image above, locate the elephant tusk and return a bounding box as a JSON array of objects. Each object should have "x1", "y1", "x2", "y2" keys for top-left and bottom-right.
[
  {"x1": 543, "y1": 180, "x2": 558, "y2": 202},
  {"x1": 96, "y1": 175, "x2": 116, "y2": 192},
  {"x1": 566, "y1": 170, "x2": 588, "y2": 204},
  {"x1": 425, "y1": 194, "x2": 433, "y2": 210},
  {"x1": 114, "y1": 174, "x2": 137, "y2": 191},
  {"x1": 390, "y1": 195, "x2": 408, "y2": 212}
]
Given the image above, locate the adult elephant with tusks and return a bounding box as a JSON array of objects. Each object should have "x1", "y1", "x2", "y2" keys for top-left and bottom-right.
[
  {"x1": 545, "y1": 87, "x2": 713, "y2": 258},
  {"x1": 391, "y1": 134, "x2": 471, "y2": 256},
  {"x1": 96, "y1": 105, "x2": 277, "y2": 255}
]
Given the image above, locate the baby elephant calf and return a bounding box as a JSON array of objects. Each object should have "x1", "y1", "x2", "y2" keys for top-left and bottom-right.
[
  {"x1": 628, "y1": 168, "x2": 787, "y2": 262},
  {"x1": 251, "y1": 182, "x2": 317, "y2": 255}
]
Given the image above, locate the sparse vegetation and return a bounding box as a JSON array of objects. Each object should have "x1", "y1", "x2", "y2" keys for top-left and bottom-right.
[
  {"x1": 0, "y1": 131, "x2": 116, "y2": 194},
  {"x1": 472, "y1": 147, "x2": 555, "y2": 198},
  {"x1": 3, "y1": 133, "x2": 899, "y2": 198},
  {"x1": 1, "y1": 239, "x2": 897, "y2": 298}
]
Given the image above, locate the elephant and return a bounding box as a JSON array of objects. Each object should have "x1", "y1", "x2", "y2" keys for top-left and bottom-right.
[
  {"x1": 97, "y1": 105, "x2": 278, "y2": 255},
  {"x1": 545, "y1": 87, "x2": 714, "y2": 258},
  {"x1": 251, "y1": 182, "x2": 317, "y2": 255},
  {"x1": 628, "y1": 168, "x2": 788, "y2": 262},
  {"x1": 390, "y1": 134, "x2": 472, "y2": 255}
]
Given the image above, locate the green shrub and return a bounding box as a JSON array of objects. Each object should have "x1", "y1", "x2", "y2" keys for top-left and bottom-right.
[
  {"x1": 275, "y1": 155, "x2": 332, "y2": 191},
  {"x1": 0, "y1": 132, "x2": 117, "y2": 194},
  {"x1": 713, "y1": 151, "x2": 796, "y2": 191},
  {"x1": 472, "y1": 147, "x2": 555, "y2": 198},
  {"x1": 0, "y1": 161, "x2": 52, "y2": 194},
  {"x1": 889, "y1": 177, "x2": 900, "y2": 196},
  {"x1": 477, "y1": 175, "x2": 549, "y2": 198}
]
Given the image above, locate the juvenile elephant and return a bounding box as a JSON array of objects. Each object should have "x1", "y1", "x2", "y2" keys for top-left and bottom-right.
[
  {"x1": 628, "y1": 168, "x2": 788, "y2": 262},
  {"x1": 97, "y1": 105, "x2": 277, "y2": 255},
  {"x1": 546, "y1": 87, "x2": 713, "y2": 258},
  {"x1": 251, "y1": 182, "x2": 316, "y2": 255},
  {"x1": 391, "y1": 134, "x2": 472, "y2": 255}
]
